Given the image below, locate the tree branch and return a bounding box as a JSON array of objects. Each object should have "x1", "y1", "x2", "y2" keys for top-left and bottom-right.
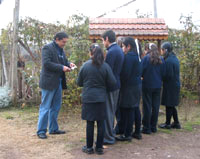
[{"x1": 18, "y1": 39, "x2": 39, "y2": 66}]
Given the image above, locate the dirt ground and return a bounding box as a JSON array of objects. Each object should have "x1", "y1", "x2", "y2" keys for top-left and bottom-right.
[{"x1": 0, "y1": 105, "x2": 200, "y2": 159}]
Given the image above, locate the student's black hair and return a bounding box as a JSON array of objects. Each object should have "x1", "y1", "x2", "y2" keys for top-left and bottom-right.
[
  {"x1": 122, "y1": 37, "x2": 138, "y2": 54},
  {"x1": 54, "y1": 32, "x2": 68, "y2": 40},
  {"x1": 149, "y1": 43, "x2": 162, "y2": 65},
  {"x1": 161, "y1": 41, "x2": 173, "y2": 52},
  {"x1": 101, "y1": 30, "x2": 116, "y2": 43},
  {"x1": 161, "y1": 41, "x2": 173, "y2": 59},
  {"x1": 89, "y1": 44, "x2": 104, "y2": 67}
]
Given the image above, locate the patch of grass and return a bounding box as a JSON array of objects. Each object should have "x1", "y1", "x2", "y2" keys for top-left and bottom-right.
[
  {"x1": 80, "y1": 138, "x2": 86, "y2": 143},
  {"x1": 0, "y1": 105, "x2": 39, "y2": 124},
  {"x1": 0, "y1": 111, "x2": 15, "y2": 120},
  {"x1": 5, "y1": 114, "x2": 14, "y2": 120},
  {"x1": 183, "y1": 122, "x2": 193, "y2": 131},
  {"x1": 158, "y1": 128, "x2": 172, "y2": 134},
  {"x1": 158, "y1": 101, "x2": 200, "y2": 133},
  {"x1": 183, "y1": 120, "x2": 200, "y2": 131}
]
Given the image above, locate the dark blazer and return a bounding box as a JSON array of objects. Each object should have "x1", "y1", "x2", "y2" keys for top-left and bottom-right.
[
  {"x1": 119, "y1": 51, "x2": 142, "y2": 108},
  {"x1": 105, "y1": 43, "x2": 124, "y2": 92},
  {"x1": 77, "y1": 59, "x2": 116, "y2": 103},
  {"x1": 161, "y1": 53, "x2": 181, "y2": 107},
  {"x1": 142, "y1": 54, "x2": 166, "y2": 89},
  {"x1": 39, "y1": 42, "x2": 70, "y2": 90}
]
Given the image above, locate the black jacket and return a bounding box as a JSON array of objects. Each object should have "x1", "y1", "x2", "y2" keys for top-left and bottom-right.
[
  {"x1": 39, "y1": 42, "x2": 70, "y2": 90},
  {"x1": 77, "y1": 60, "x2": 116, "y2": 103},
  {"x1": 119, "y1": 51, "x2": 142, "y2": 108},
  {"x1": 161, "y1": 53, "x2": 181, "y2": 107}
]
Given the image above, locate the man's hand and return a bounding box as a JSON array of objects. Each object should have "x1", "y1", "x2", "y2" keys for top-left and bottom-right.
[
  {"x1": 70, "y1": 63, "x2": 76, "y2": 68},
  {"x1": 63, "y1": 66, "x2": 71, "y2": 72}
]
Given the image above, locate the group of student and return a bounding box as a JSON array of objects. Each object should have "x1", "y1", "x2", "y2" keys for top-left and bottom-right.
[{"x1": 77, "y1": 29, "x2": 181, "y2": 155}]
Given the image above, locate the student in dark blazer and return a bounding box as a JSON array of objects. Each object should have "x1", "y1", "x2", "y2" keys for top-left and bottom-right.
[
  {"x1": 77, "y1": 44, "x2": 116, "y2": 155},
  {"x1": 141, "y1": 43, "x2": 166, "y2": 134},
  {"x1": 101, "y1": 30, "x2": 124, "y2": 145},
  {"x1": 115, "y1": 37, "x2": 142, "y2": 141},
  {"x1": 159, "y1": 42, "x2": 181, "y2": 129}
]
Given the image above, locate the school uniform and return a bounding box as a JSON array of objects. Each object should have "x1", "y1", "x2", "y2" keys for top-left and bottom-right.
[
  {"x1": 161, "y1": 53, "x2": 180, "y2": 107},
  {"x1": 161, "y1": 53, "x2": 181, "y2": 126},
  {"x1": 77, "y1": 59, "x2": 116, "y2": 149},
  {"x1": 142, "y1": 54, "x2": 166, "y2": 133},
  {"x1": 118, "y1": 51, "x2": 142, "y2": 138},
  {"x1": 104, "y1": 43, "x2": 124, "y2": 144}
]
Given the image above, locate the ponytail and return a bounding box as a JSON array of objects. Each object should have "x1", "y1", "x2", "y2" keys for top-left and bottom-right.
[
  {"x1": 149, "y1": 43, "x2": 162, "y2": 65},
  {"x1": 89, "y1": 44, "x2": 104, "y2": 67}
]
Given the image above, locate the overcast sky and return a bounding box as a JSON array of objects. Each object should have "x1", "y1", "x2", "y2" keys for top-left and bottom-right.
[{"x1": 0, "y1": 0, "x2": 200, "y2": 32}]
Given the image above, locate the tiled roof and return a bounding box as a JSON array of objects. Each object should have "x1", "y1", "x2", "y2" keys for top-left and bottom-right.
[{"x1": 89, "y1": 18, "x2": 168, "y2": 40}]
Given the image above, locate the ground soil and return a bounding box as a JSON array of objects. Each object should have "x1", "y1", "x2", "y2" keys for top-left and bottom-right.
[{"x1": 0, "y1": 106, "x2": 200, "y2": 159}]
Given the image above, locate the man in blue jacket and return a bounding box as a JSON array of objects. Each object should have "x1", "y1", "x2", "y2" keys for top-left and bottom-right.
[
  {"x1": 101, "y1": 30, "x2": 124, "y2": 145},
  {"x1": 37, "y1": 32, "x2": 76, "y2": 139}
]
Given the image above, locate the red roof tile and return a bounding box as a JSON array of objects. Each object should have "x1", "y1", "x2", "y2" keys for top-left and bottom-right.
[{"x1": 89, "y1": 18, "x2": 168, "y2": 40}]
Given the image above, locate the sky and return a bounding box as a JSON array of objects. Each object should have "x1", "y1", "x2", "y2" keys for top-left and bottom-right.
[{"x1": 0, "y1": 0, "x2": 200, "y2": 32}]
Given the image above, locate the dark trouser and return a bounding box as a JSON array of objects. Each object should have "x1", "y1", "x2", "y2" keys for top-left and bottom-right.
[
  {"x1": 104, "y1": 90, "x2": 120, "y2": 144},
  {"x1": 142, "y1": 88, "x2": 161, "y2": 132},
  {"x1": 133, "y1": 107, "x2": 142, "y2": 134},
  {"x1": 86, "y1": 120, "x2": 105, "y2": 149},
  {"x1": 166, "y1": 107, "x2": 179, "y2": 125},
  {"x1": 114, "y1": 95, "x2": 123, "y2": 134},
  {"x1": 120, "y1": 107, "x2": 141, "y2": 137}
]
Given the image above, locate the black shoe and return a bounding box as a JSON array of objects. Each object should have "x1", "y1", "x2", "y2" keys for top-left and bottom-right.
[
  {"x1": 37, "y1": 133, "x2": 47, "y2": 139},
  {"x1": 82, "y1": 146, "x2": 94, "y2": 154},
  {"x1": 95, "y1": 147, "x2": 104, "y2": 155},
  {"x1": 49, "y1": 130, "x2": 66, "y2": 135},
  {"x1": 171, "y1": 122, "x2": 181, "y2": 129},
  {"x1": 141, "y1": 129, "x2": 152, "y2": 135},
  {"x1": 159, "y1": 123, "x2": 171, "y2": 129},
  {"x1": 103, "y1": 142, "x2": 115, "y2": 145},
  {"x1": 115, "y1": 135, "x2": 132, "y2": 142},
  {"x1": 115, "y1": 132, "x2": 123, "y2": 135},
  {"x1": 151, "y1": 128, "x2": 157, "y2": 133},
  {"x1": 132, "y1": 133, "x2": 142, "y2": 140}
]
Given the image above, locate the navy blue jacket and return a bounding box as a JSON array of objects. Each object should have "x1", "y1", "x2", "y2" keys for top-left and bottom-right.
[
  {"x1": 105, "y1": 43, "x2": 124, "y2": 92},
  {"x1": 119, "y1": 51, "x2": 142, "y2": 108},
  {"x1": 142, "y1": 54, "x2": 166, "y2": 89},
  {"x1": 161, "y1": 53, "x2": 181, "y2": 107}
]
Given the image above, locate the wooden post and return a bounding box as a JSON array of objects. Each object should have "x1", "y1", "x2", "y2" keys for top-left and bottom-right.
[
  {"x1": 157, "y1": 40, "x2": 161, "y2": 54},
  {"x1": 11, "y1": 0, "x2": 20, "y2": 102}
]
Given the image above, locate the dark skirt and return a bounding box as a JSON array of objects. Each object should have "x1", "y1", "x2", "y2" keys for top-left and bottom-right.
[
  {"x1": 161, "y1": 85, "x2": 180, "y2": 107},
  {"x1": 82, "y1": 102, "x2": 106, "y2": 121}
]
